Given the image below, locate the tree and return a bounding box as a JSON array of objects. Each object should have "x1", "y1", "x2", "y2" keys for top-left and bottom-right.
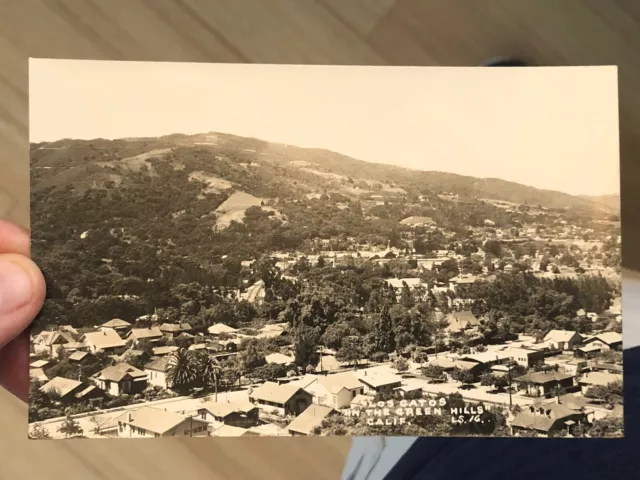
[
  {"x1": 166, "y1": 348, "x2": 198, "y2": 394},
  {"x1": 89, "y1": 413, "x2": 110, "y2": 435},
  {"x1": 451, "y1": 368, "x2": 475, "y2": 385},
  {"x1": 588, "y1": 416, "x2": 623, "y2": 438},
  {"x1": 292, "y1": 324, "x2": 319, "y2": 367},
  {"x1": 196, "y1": 352, "x2": 222, "y2": 401},
  {"x1": 394, "y1": 357, "x2": 409, "y2": 373},
  {"x1": 241, "y1": 340, "x2": 267, "y2": 373},
  {"x1": 336, "y1": 336, "x2": 365, "y2": 368},
  {"x1": 57, "y1": 416, "x2": 83, "y2": 438},
  {"x1": 29, "y1": 423, "x2": 52, "y2": 439},
  {"x1": 373, "y1": 305, "x2": 395, "y2": 354},
  {"x1": 421, "y1": 364, "x2": 445, "y2": 379}
]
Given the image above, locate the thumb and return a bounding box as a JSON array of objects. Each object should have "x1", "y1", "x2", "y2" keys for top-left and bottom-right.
[{"x1": 0, "y1": 254, "x2": 46, "y2": 349}]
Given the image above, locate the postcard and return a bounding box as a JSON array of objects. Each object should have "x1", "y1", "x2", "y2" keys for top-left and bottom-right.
[{"x1": 28, "y1": 59, "x2": 621, "y2": 439}]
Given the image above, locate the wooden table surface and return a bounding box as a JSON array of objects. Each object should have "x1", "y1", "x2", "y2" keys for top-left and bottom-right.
[{"x1": 1, "y1": 1, "x2": 638, "y2": 479}]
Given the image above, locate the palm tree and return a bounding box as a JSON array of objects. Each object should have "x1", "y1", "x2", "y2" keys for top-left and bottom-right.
[
  {"x1": 196, "y1": 351, "x2": 221, "y2": 401},
  {"x1": 167, "y1": 348, "x2": 197, "y2": 394}
]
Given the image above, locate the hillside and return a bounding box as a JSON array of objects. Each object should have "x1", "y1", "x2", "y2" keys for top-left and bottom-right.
[
  {"x1": 579, "y1": 194, "x2": 620, "y2": 211},
  {"x1": 31, "y1": 131, "x2": 616, "y2": 214}
]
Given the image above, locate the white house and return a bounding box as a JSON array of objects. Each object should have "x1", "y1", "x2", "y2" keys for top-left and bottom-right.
[
  {"x1": 583, "y1": 333, "x2": 623, "y2": 352},
  {"x1": 144, "y1": 356, "x2": 171, "y2": 389},
  {"x1": 126, "y1": 327, "x2": 164, "y2": 345},
  {"x1": 543, "y1": 330, "x2": 583, "y2": 351},
  {"x1": 92, "y1": 363, "x2": 148, "y2": 396}
]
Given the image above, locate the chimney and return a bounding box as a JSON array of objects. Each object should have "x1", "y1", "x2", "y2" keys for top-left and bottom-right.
[
  {"x1": 128, "y1": 413, "x2": 133, "y2": 422},
  {"x1": 103, "y1": 331, "x2": 107, "y2": 335}
]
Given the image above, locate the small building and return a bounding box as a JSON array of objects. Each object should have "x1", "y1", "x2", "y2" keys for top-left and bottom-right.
[
  {"x1": 158, "y1": 323, "x2": 193, "y2": 338},
  {"x1": 445, "y1": 311, "x2": 480, "y2": 334},
  {"x1": 357, "y1": 373, "x2": 402, "y2": 395},
  {"x1": 116, "y1": 407, "x2": 210, "y2": 438},
  {"x1": 126, "y1": 327, "x2": 164, "y2": 345},
  {"x1": 92, "y1": 363, "x2": 148, "y2": 396},
  {"x1": 248, "y1": 381, "x2": 313, "y2": 416},
  {"x1": 99, "y1": 318, "x2": 132, "y2": 334},
  {"x1": 196, "y1": 401, "x2": 260, "y2": 428},
  {"x1": 265, "y1": 353, "x2": 295, "y2": 366},
  {"x1": 40, "y1": 376, "x2": 103, "y2": 402},
  {"x1": 287, "y1": 404, "x2": 336, "y2": 436},
  {"x1": 68, "y1": 351, "x2": 93, "y2": 363},
  {"x1": 543, "y1": 330, "x2": 583, "y2": 351},
  {"x1": 505, "y1": 347, "x2": 546, "y2": 368},
  {"x1": 152, "y1": 346, "x2": 180, "y2": 357},
  {"x1": 33, "y1": 330, "x2": 83, "y2": 358},
  {"x1": 583, "y1": 333, "x2": 623, "y2": 352},
  {"x1": 30, "y1": 359, "x2": 51, "y2": 369},
  {"x1": 511, "y1": 400, "x2": 589, "y2": 436},
  {"x1": 575, "y1": 344, "x2": 602, "y2": 359},
  {"x1": 144, "y1": 356, "x2": 172, "y2": 389},
  {"x1": 80, "y1": 330, "x2": 127, "y2": 354},
  {"x1": 515, "y1": 371, "x2": 576, "y2": 398},
  {"x1": 208, "y1": 323, "x2": 238, "y2": 336},
  {"x1": 578, "y1": 371, "x2": 623, "y2": 394}
]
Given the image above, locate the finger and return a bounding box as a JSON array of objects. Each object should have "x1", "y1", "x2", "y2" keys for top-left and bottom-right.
[
  {"x1": 0, "y1": 220, "x2": 31, "y2": 257},
  {"x1": 0, "y1": 332, "x2": 30, "y2": 401},
  {"x1": 0, "y1": 253, "x2": 46, "y2": 350}
]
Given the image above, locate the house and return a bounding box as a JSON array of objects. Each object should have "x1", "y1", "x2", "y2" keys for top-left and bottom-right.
[
  {"x1": 510, "y1": 399, "x2": 589, "y2": 436},
  {"x1": 543, "y1": 330, "x2": 583, "y2": 351},
  {"x1": 357, "y1": 373, "x2": 402, "y2": 395},
  {"x1": 152, "y1": 346, "x2": 179, "y2": 357},
  {"x1": 33, "y1": 330, "x2": 83, "y2": 358},
  {"x1": 196, "y1": 401, "x2": 260, "y2": 428},
  {"x1": 92, "y1": 363, "x2": 148, "y2": 396},
  {"x1": 292, "y1": 375, "x2": 353, "y2": 410},
  {"x1": 578, "y1": 371, "x2": 623, "y2": 394},
  {"x1": 99, "y1": 318, "x2": 132, "y2": 334},
  {"x1": 30, "y1": 359, "x2": 51, "y2": 369},
  {"x1": 515, "y1": 371, "x2": 576, "y2": 398},
  {"x1": 248, "y1": 381, "x2": 313, "y2": 416},
  {"x1": 448, "y1": 274, "x2": 477, "y2": 290},
  {"x1": 575, "y1": 344, "x2": 603, "y2": 359},
  {"x1": 40, "y1": 376, "x2": 103, "y2": 402},
  {"x1": 208, "y1": 323, "x2": 238, "y2": 336},
  {"x1": 158, "y1": 323, "x2": 193, "y2": 338},
  {"x1": 144, "y1": 356, "x2": 172, "y2": 389},
  {"x1": 287, "y1": 404, "x2": 336, "y2": 436},
  {"x1": 583, "y1": 332, "x2": 623, "y2": 352},
  {"x1": 384, "y1": 278, "x2": 426, "y2": 295},
  {"x1": 265, "y1": 353, "x2": 295, "y2": 366},
  {"x1": 256, "y1": 323, "x2": 288, "y2": 339},
  {"x1": 80, "y1": 330, "x2": 126, "y2": 354},
  {"x1": 116, "y1": 407, "x2": 210, "y2": 438},
  {"x1": 68, "y1": 351, "x2": 92, "y2": 363},
  {"x1": 505, "y1": 347, "x2": 546, "y2": 368},
  {"x1": 445, "y1": 311, "x2": 480, "y2": 334},
  {"x1": 126, "y1": 327, "x2": 164, "y2": 345},
  {"x1": 399, "y1": 216, "x2": 436, "y2": 228},
  {"x1": 458, "y1": 351, "x2": 511, "y2": 368}
]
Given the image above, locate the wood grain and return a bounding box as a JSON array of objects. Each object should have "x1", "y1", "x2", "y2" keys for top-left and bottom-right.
[{"x1": 0, "y1": 1, "x2": 637, "y2": 478}]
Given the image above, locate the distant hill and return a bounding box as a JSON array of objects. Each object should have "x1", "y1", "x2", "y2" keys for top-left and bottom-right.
[
  {"x1": 30, "y1": 131, "x2": 617, "y2": 214},
  {"x1": 579, "y1": 194, "x2": 620, "y2": 211}
]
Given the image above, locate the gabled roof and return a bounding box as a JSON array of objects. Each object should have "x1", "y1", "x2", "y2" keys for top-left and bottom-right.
[
  {"x1": 578, "y1": 371, "x2": 623, "y2": 387},
  {"x1": 82, "y1": 330, "x2": 126, "y2": 350},
  {"x1": 101, "y1": 318, "x2": 132, "y2": 328},
  {"x1": 212, "y1": 425, "x2": 256, "y2": 437},
  {"x1": 544, "y1": 330, "x2": 581, "y2": 343},
  {"x1": 358, "y1": 373, "x2": 402, "y2": 388},
  {"x1": 585, "y1": 332, "x2": 622, "y2": 346},
  {"x1": 287, "y1": 405, "x2": 335, "y2": 435},
  {"x1": 159, "y1": 323, "x2": 192, "y2": 333},
  {"x1": 94, "y1": 363, "x2": 147, "y2": 383},
  {"x1": 37, "y1": 331, "x2": 76, "y2": 347},
  {"x1": 116, "y1": 407, "x2": 207, "y2": 434},
  {"x1": 318, "y1": 372, "x2": 364, "y2": 391},
  {"x1": 208, "y1": 323, "x2": 237, "y2": 335},
  {"x1": 446, "y1": 311, "x2": 480, "y2": 332},
  {"x1": 144, "y1": 356, "x2": 171, "y2": 372},
  {"x1": 68, "y1": 351, "x2": 90, "y2": 362},
  {"x1": 511, "y1": 402, "x2": 580, "y2": 432},
  {"x1": 128, "y1": 327, "x2": 163, "y2": 339},
  {"x1": 249, "y1": 381, "x2": 310, "y2": 404},
  {"x1": 515, "y1": 371, "x2": 574, "y2": 385},
  {"x1": 41, "y1": 376, "x2": 83, "y2": 397},
  {"x1": 152, "y1": 346, "x2": 179, "y2": 356}
]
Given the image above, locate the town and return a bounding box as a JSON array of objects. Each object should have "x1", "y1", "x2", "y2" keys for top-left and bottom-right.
[{"x1": 28, "y1": 200, "x2": 622, "y2": 439}]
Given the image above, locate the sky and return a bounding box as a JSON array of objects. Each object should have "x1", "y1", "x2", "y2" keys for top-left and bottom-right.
[{"x1": 29, "y1": 59, "x2": 619, "y2": 196}]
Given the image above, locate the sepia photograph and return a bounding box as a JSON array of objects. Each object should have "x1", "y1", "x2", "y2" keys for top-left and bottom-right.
[{"x1": 28, "y1": 59, "x2": 621, "y2": 440}]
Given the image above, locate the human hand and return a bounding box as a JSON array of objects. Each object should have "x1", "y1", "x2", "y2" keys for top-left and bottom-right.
[{"x1": 0, "y1": 220, "x2": 46, "y2": 401}]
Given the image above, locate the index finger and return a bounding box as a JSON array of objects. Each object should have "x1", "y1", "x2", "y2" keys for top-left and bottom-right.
[{"x1": 0, "y1": 220, "x2": 31, "y2": 257}]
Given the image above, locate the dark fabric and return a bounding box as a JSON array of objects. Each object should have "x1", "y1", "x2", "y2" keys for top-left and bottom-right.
[
  {"x1": 385, "y1": 346, "x2": 637, "y2": 480},
  {"x1": 481, "y1": 58, "x2": 529, "y2": 67}
]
